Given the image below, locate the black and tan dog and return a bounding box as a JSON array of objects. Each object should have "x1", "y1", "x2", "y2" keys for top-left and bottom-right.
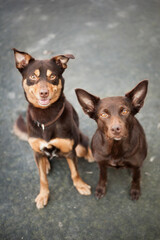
[
  {"x1": 76, "y1": 80, "x2": 148, "y2": 200},
  {"x1": 13, "y1": 49, "x2": 93, "y2": 209}
]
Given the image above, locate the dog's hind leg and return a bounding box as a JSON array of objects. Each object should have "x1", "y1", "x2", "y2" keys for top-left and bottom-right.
[
  {"x1": 75, "y1": 132, "x2": 94, "y2": 162},
  {"x1": 72, "y1": 106, "x2": 94, "y2": 162}
]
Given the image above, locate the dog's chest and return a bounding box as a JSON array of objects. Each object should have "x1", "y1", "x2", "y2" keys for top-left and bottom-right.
[
  {"x1": 106, "y1": 141, "x2": 127, "y2": 168},
  {"x1": 107, "y1": 158, "x2": 125, "y2": 168},
  {"x1": 41, "y1": 126, "x2": 58, "y2": 142},
  {"x1": 32, "y1": 120, "x2": 67, "y2": 142}
]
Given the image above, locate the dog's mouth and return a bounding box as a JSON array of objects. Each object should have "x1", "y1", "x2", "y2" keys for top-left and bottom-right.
[
  {"x1": 106, "y1": 129, "x2": 128, "y2": 142},
  {"x1": 105, "y1": 133, "x2": 127, "y2": 141},
  {"x1": 114, "y1": 137, "x2": 122, "y2": 141},
  {"x1": 38, "y1": 98, "x2": 50, "y2": 107},
  {"x1": 112, "y1": 134, "x2": 128, "y2": 141},
  {"x1": 105, "y1": 134, "x2": 123, "y2": 141}
]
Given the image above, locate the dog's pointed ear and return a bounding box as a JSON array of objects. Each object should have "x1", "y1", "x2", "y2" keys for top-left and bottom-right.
[
  {"x1": 52, "y1": 54, "x2": 75, "y2": 69},
  {"x1": 75, "y1": 88, "x2": 100, "y2": 119},
  {"x1": 125, "y1": 80, "x2": 148, "y2": 114},
  {"x1": 13, "y1": 48, "x2": 34, "y2": 71}
]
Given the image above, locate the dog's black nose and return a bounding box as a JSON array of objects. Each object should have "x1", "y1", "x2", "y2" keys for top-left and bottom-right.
[
  {"x1": 111, "y1": 125, "x2": 121, "y2": 134},
  {"x1": 40, "y1": 89, "x2": 49, "y2": 98}
]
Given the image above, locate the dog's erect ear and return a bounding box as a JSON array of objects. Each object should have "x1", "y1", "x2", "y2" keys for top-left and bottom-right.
[
  {"x1": 52, "y1": 54, "x2": 75, "y2": 69},
  {"x1": 125, "y1": 80, "x2": 148, "y2": 114},
  {"x1": 75, "y1": 89, "x2": 100, "y2": 119},
  {"x1": 13, "y1": 48, "x2": 34, "y2": 71}
]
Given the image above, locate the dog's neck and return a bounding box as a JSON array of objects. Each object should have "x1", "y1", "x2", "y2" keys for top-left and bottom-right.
[{"x1": 28, "y1": 94, "x2": 65, "y2": 125}]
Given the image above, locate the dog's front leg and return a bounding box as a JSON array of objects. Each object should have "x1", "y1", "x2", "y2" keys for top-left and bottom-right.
[
  {"x1": 28, "y1": 137, "x2": 51, "y2": 174},
  {"x1": 130, "y1": 167, "x2": 141, "y2": 200},
  {"x1": 49, "y1": 138, "x2": 74, "y2": 153},
  {"x1": 95, "y1": 161, "x2": 107, "y2": 199},
  {"x1": 34, "y1": 152, "x2": 50, "y2": 209},
  {"x1": 28, "y1": 137, "x2": 49, "y2": 153},
  {"x1": 66, "y1": 152, "x2": 91, "y2": 195}
]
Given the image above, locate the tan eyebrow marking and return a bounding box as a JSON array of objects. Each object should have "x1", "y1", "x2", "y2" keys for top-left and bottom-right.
[
  {"x1": 46, "y1": 69, "x2": 52, "y2": 77},
  {"x1": 34, "y1": 69, "x2": 40, "y2": 77}
]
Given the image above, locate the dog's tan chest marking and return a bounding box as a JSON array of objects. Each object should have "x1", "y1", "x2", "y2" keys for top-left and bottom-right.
[{"x1": 28, "y1": 137, "x2": 74, "y2": 153}]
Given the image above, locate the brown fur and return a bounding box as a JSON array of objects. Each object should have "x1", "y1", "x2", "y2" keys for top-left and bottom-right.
[
  {"x1": 76, "y1": 80, "x2": 148, "y2": 200},
  {"x1": 13, "y1": 49, "x2": 93, "y2": 209}
]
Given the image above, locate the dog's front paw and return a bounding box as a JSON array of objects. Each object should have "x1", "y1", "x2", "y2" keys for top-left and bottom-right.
[
  {"x1": 130, "y1": 187, "x2": 141, "y2": 200},
  {"x1": 41, "y1": 146, "x2": 59, "y2": 159},
  {"x1": 95, "y1": 185, "x2": 106, "y2": 199},
  {"x1": 40, "y1": 142, "x2": 53, "y2": 156},
  {"x1": 73, "y1": 177, "x2": 91, "y2": 195},
  {"x1": 35, "y1": 192, "x2": 49, "y2": 209},
  {"x1": 42, "y1": 147, "x2": 52, "y2": 158}
]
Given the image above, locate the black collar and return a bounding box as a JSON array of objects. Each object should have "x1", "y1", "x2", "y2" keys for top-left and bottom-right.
[{"x1": 34, "y1": 102, "x2": 65, "y2": 131}]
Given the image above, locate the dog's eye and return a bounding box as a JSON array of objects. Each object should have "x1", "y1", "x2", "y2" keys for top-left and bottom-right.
[
  {"x1": 121, "y1": 109, "x2": 129, "y2": 115},
  {"x1": 49, "y1": 74, "x2": 56, "y2": 80},
  {"x1": 30, "y1": 74, "x2": 38, "y2": 80},
  {"x1": 100, "y1": 113, "x2": 109, "y2": 118}
]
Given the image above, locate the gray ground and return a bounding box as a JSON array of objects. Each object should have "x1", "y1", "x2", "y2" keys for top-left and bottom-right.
[{"x1": 0, "y1": 0, "x2": 160, "y2": 239}]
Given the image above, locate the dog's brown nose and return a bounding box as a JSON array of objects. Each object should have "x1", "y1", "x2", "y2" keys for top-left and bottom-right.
[
  {"x1": 40, "y1": 89, "x2": 49, "y2": 98},
  {"x1": 111, "y1": 125, "x2": 121, "y2": 135}
]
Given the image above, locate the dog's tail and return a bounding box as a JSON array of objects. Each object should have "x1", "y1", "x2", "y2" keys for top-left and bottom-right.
[{"x1": 13, "y1": 115, "x2": 28, "y2": 141}]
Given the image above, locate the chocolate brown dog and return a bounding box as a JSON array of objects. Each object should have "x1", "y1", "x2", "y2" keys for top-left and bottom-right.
[
  {"x1": 76, "y1": 80, "x2": 148, "y2": 200},
  {"x1": 13, "y1": 49, "x2": 93, "y2": 209}
]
